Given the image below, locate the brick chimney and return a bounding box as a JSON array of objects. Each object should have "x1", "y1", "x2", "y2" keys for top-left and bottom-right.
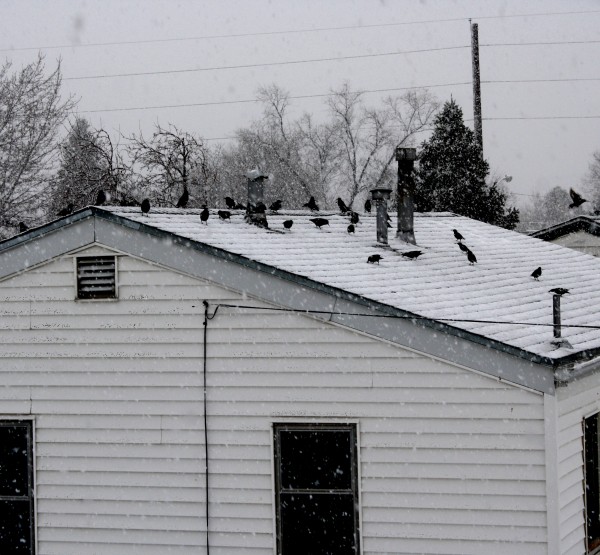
[
  {"x1": 370, "y1": 188, "x2": 392, "y2": 244},
  {"x1": 246, "y1": 168, "x2": 268, "y2": 208},
  {"x1": 396, "y1": 147, "x2": 417, "y2": 245}
]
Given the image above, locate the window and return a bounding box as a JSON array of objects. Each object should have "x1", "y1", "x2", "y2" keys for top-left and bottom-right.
[
  {"x1": 76, "y1": 256, "x2": 116, "y2": 299},
  {"x1": 585, "y1": 413, "x2": 600, "y2": 553},
  {"x1": 0, "y1": 421, "x2": 35, "y2": 553},
  {"x1": 273, "y1": 423, "x2": 360, "y2": 555}
]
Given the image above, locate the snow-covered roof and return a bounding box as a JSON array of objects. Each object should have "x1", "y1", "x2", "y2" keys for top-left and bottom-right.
[
  {"x1": 531, "y1": 215, "x2": 600, "y2": 241},
  {"x1": 100, "y1": 206, "x2": 600, "y2": 362}
]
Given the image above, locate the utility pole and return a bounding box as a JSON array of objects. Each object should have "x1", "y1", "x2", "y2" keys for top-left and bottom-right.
[{"x1": 470, "y1": 20, "x2": 483, "y2": 156}]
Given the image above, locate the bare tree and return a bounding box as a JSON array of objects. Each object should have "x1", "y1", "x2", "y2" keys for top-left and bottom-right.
[
  {"x1": 585, "y1": 150, "x2": 600, "y2": 211},
  {"x1": 328, "y1": 83, "x2": 438, "y2": 206},
  {"x1": 127, "y1": 123, "x2": 214, "y2": 207},
  {"x1": 0, "y1": 55, "x2": 75, "y2": 236}
]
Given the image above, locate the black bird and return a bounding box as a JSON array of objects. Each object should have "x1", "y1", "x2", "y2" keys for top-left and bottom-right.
[
  {"x1": 141, "y1": 199, "x2": 151, "y2": 216},
  {"x1": 347, "y1": 224, "x2": 355, "y2": 234},
  {"x1": 18, "y1": 222, "x2": 28, "y2": 233},
  {"x1": 569, "y1": 188, "x2": 587, "y2": 209},
  {"x1": 283, "y1": 219, "x2": 293, "y2": 230},
  {"x1": 218, "y1": 210, "x2": 231, "y2": 221},
  {"x1": 458, "y1": 242, "x2": 469, "y2": 253},
  {"x1": 466, "y1": 249, "x2": 477, "y2": 264},
  {"x1": 254, "y1": 202, "x2": 267, "y2": 214},
  {"x1": 95, "y1": 190, "x2": 107, "y2": 206},
  {"x1": 453, "y1": 229, "x2": 464, "y2": 242},
  {"x1": 531, "y1": 267, "x2": 542, "y2": 280},
  {"x1": 367, "y1": 254, "x2": 383, "y2": 264},
  {"x1": 57, "y1": 203, "x2": 74, "y2": 217},
  {"x1": 270, "y1": 200, "x2": 282, "y2": 212},
  {"x1": 310, "y1": 217, "x2": 329, "y2": 229},
  {"x1": 402, "y1": 250, "x2": 423, "y2": 260},
  {"x1": 364, "y1": 199, "x2": 372, "y2": 213},
  {"x1": 234, "y1": 202, "x2": 246, "y2": 210},
  {"x1": 549, "y1": 287, "x2": 570, "y2": 296},
  {"x1": 386, "y1": 221, "x2": 392, "y2": 228},
  {"x1": 200, "y1": 206, "x2": 209, "y2": 224},
  {"x1": 176, "y1": 186, "x2": 189, "y2": 208},
  {"x1": 225, "y1": 196, "x2": 236, "y2": 209},
  {"x1": 303, "y1": 196, "x2": 319, "y2": 211},
  {"x1": 350, "y1": 212, "x2": 360, "y2": 225},
  {"x1": 337, "y1": 197, "x2": 350, "y2": 214}
]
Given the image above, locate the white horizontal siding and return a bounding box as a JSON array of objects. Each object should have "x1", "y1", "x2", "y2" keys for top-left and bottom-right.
[
  {"x1": 0, "y1": 246, "x2": 548, "y2": 554},
  {"x1": 557, "y1": 371, "x2": 600, "y2": 555}
]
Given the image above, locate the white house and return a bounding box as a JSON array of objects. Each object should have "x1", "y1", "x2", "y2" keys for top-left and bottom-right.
[
  {"x1": 1, "y1": 200, "x2": 600, "y2": 555},
  {"x1": 531, "y1": 215, "x2": 600, "y2": 257}
]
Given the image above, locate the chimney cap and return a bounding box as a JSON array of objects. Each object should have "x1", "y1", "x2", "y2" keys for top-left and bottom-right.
[
  {"x1": 395, "y1": 147, "x2": 417, "y2": 161},
  {"x1": 370, "y1": 188, "x2": 392, "y2": 201},
  {"x1": 246, "y1": 167, "x2": 269, "y2": 182}
]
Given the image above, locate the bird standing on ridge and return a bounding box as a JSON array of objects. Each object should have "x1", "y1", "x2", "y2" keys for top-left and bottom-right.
[
  {"x1": 337, "y1": 198, "x2": 349, "y2": 214},
  {"x1": 283, "y1": 220, "x2": 293, "y2": 230},
  {"x1": 218, "y1": 210, "x2": 231, "y2": 221},
  {"x1": 303, "y1": 196, "x2": 319, "y2": 211},
  {"x1": 200, "y1": 206, "x2": 209, "y2": 225},
  {"x1": 270, "y1": 200, "x2": 282, "y2": 212},
  {"x1": 141, "y1": 199, "x2": 151, "y2": 216},
  {"x1": 569, "y1": 188, "x2": 587, "y2": 209},
  {"x1": 57, "y1": 203, "x2": 74, "y2": 217},
  {"x1": 364, "y1": 199, "x2": 371, "y2": 213},
  {"x1": 176, "y1": 186, "x2": 189, "y2": 208},
  {"x1": 466, "y1": 249, "x2": 477, "y2": 264},
  {"x1": 350, "y1": 212, "x2": 359, "y2": 225},
  {"x1": 95, "y1": 190, "x2": 107, "y2": 206},
  {"x1": 347, "y1": 224, "x2": 355, "y2": 234},
  {"x1": 531, "y1": 267, "x2": 542, "y2": 280},
  {"x1": 225, "y1": 197, "x2": 236, "y2": 209},
  {"x1": 18, "y1": 222, "x2": 28, "y2": 233},
  {"x1": 402, "y1": 250, "x2": 423, "y2": 260}
]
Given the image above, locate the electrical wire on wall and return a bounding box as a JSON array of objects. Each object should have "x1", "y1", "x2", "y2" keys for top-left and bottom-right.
[{"x1": 202, "y1": 300, "x2": 219, "y2": 555}]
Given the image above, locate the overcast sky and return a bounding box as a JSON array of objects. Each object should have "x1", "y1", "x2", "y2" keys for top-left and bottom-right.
[{"x1": 3, "y1": 0, "x2": 599, "y2": 206}]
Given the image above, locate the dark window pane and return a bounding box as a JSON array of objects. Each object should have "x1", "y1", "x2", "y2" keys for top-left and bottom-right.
[
  {"x1": 585, "y1": 413, "x2": 600, "y2": 552},
  {"x1": 280, "y1": 492, "x2": 357, "y2": 555},
  {"x1": 0, "y1": 425, "x2": 29, "y2": 497},
  {"x1": 279, "y1": 430, "x2": 352, "y2": 490},
  {"x1": 0, "y1": 500, "x2": 33, "y2": 552}
]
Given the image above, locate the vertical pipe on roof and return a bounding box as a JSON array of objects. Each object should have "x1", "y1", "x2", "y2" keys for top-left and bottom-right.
[
  {"x1": 396, "y1": 147, "x2": 417, "y2": 245},
  {"x1": 370, "y1": 188, "x2": 392, "y2": 244}
]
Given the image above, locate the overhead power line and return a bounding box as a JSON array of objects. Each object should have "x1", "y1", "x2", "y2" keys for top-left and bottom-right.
[
  {"x1": 482, "y1": 39, "x2": 600, "y2": 47},
  {"x1": 64, "y1": 45, "x2": 469, "y2": 81},
  {"x1": 2, "y1": 9, "x2": 599, "y2": 52}
]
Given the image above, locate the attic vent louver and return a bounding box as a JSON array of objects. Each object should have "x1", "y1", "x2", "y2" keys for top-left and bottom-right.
[{"x1": 76, "y1": 256, "x2": 116, "y2": 300}]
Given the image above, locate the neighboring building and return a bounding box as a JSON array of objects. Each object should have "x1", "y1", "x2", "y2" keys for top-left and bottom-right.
[
  {"x1": 1, "y1": 203, "x2": 600, "y2": 554},
  {"x1": 531, "y1": 215, "x2": 600, "y2": 257}
]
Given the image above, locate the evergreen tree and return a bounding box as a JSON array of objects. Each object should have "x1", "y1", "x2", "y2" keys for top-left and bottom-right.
[{"x1": 415, "y1": 99, "x2": 519, "y2": 229}]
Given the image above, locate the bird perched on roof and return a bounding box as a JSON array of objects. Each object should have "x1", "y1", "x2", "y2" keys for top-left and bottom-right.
[
  {"x1": 453, "y1": 229, "x2": 464, "y2": 242},
  {"x1": 549, "y1": 287, "x2": 570, "y2": 296},
  {"x1": 283, "y1": 219, "x2": 293, "y2": 230},
  {"x1": 218, "y1": 210, "x2": 231, "y2": 221},
  {"x1": 310, "y1": 217, "x2": 329, "y2": 229},
  {"x1": 466, "y1": 249, "x2": 477, "y2": 264},
  {"x1": 402, "y1": 250, "x2": 423, "y2": 260},
  {"x1": 303, "y1": 196, "x2": 319, "y2": 211},
  {"x1": 95, "y1": 190, "x2": 107, "y2": 206},
  {"x1": 57, "y1": 203, "x2": 74, "y2": 217},
  {"x1": 367, "y1": 254, "x2": 383, "y2": 264},
  {"x1": 364, "y1": 199, "x2": 372, "y2": 213},
  {"x1": 200, "y1": 206, "x2": 209, "y2": 225},
  {"x1": 18, "y1": 222, "x2": 28, "y2": 233},
  {"x1": 350, "y1": 212, "x2": 360, "y2": 225},
  {"x1": 531, "y1": 267, "x2": 542, "y2": 280},
  {"x1": 254, "y1": 201, "x2": 267, "y2": 213},
  {"x1": 141, "y1": 199, "x2": 151, "y2": 216},
  {"x1": 269, "y1": 200, "x2": 282, "y2": 212},
  {"x1": 569, "y1": 188, "x2": 587, "y2": 209},
  {"x1": 347, "y1": 224, "x2": 355, "y2": 234},
  {"x1": 457, "y1": 242, "x2": 469, "y2": 253},
  {"x1": 176, "y1": 186, "x2": 189, "y2": 208},
  {"x1": 337, "y1": 197, "x2": 350, "y2": 214},
  {"x1": 225, "y1": 196, "x2": 236, "y2": 209}
]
